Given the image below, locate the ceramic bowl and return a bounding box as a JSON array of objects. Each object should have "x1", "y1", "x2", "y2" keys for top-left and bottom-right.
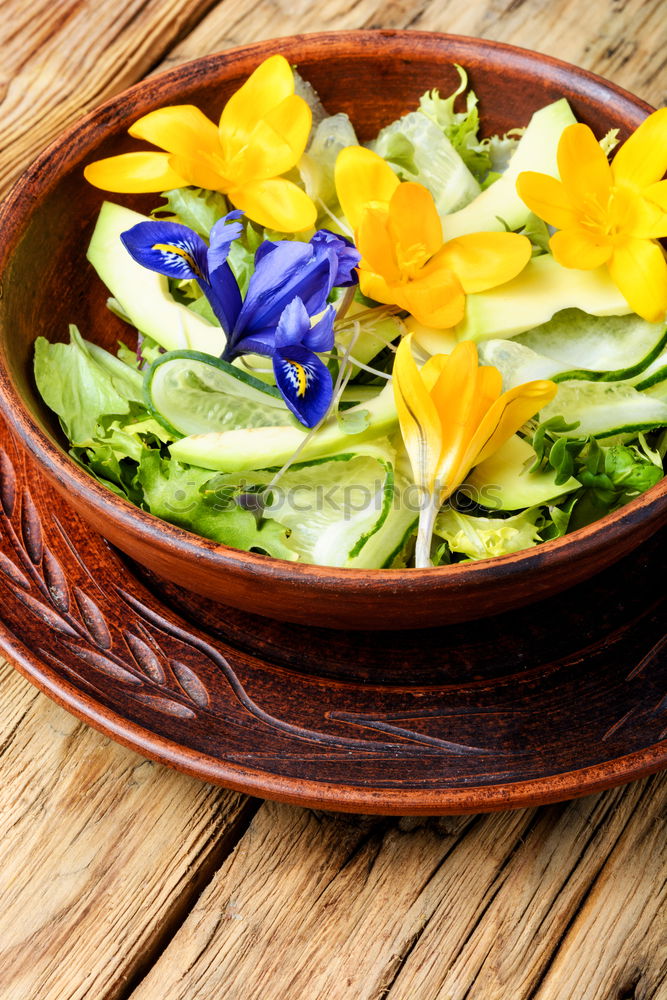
[{"x1": 0, "y1": 30, "x2": 665, "y2": 629}]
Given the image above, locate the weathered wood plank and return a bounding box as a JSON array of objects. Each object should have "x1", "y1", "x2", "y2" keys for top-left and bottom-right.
[
  {"x1": 0, "y1": 0, "x2": 220, "y2": 197},
  {"x1": 125, "y1": 775, "x2": 666, "y2": 1000},
  {"x1": 389, "y1": 773, "x2": 666, "y2": 1000},
  {"x1": 163, "y1": 0, "x2": 666, "y2": 107},
  {"x1": 0, "y1": 0, "x2": 665, "y2": 998},
  {"x1": 0, "y1": 661, "x2": 257, "y2": 1000},
  {"x1": 532, "y1": 774, "x2": 667, "y2": 1000}
]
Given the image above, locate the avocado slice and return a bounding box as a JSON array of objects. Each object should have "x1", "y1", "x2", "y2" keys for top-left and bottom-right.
[
  {"x1": 441, "y1": 98, "x2": 577, "y2": 241},
  {"x1": 87, "y1": 201, "x2": 226, "y2": 356},
  {"x1": 169, "y1": 382, "x2": 398, "y2": 472},
  {"x1": 462, "y1": 434, "x2": 579, "y2": 511},
  {"x1": 456, "y1": 255, "x2": 631, "y2": 343}
]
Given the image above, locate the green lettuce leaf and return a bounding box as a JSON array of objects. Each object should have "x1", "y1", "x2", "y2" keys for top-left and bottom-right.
[
  {"x1": 372, "y1": 110, "x2": 481, "y2": 215},
  {"x1": 137, "y1": 451, "x2": 297, "y2": 559},
  {"x1": 418, "y1": 66, "x2": 523, "y2": 184},
  {"x1": 34, "y1": 325, "x2": 140, "y2": 445},
  {"x1": 434, "y1": 506, "x2": 542, "y2": 560},
  {"x1": 153, "y1": 188, "x2": 228, "y2": 237}
]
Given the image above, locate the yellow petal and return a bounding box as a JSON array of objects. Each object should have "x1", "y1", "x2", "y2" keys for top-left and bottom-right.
[
  {"x1": 466, "y1": 365, "x2": 503, "y2": 432},
  {"x1": 168, "y1": 151, "x2": 227, "y2": 191},
  {"x1": 435, "y1": 232, "x2": 532, "y2": 293},
  {"x1": 247, "y1": 94, "x2": 312, "y2": 176},
  {"x1": 466, "y1": 380, "x2": 558, "y2": 469},
  {"x1": 646, "y1": 179, "x2": 667, "y2": 212},
  {"x1": 615, "y1": 185, "x2": 667, "y2": 239},
  {"x1": 358, "y1": 269, "x2": 397, "y2": 308},
  {"x1": 557, "y1": 123, "x2": 612, "y2": 208},
  {"x1": 549, "y1": 228, "x2": 612, "y2": 269},
  {"x1": 388, "y1": 182, "x2": 442, "y2": 264},
  {"x1": 219, "y1": 55, "x2": 295, "y2": 153},
  {"x1": 399, "y1": 268, "x2": 466, "y2": 329},
  {"x1": 334, "y1": 146, "x2": 400, "y2": 230},
  {"x1": 83, "y1": 152, "x2": 188, "y2": 193},
  {"x1": 434, "y1": 361, "x2": 505, "y2": 495},
  {"x1": 607, "y1": 238, "x2": 667, "y2": 322},
  {"x1": 428, "y1": 342, "x2": 486, "y2": 493},
  {"x1": 611, "y1": 108, "x2": 667, "y2": 188},
  {"x1": 356, "y1": 205, "x2": 401, "y2": 283},
  {"x1": 229, "y1": 94, "x2": 313, "y2": 184},
  {"x1": 420, "y1": 354, "x2": 450, "y2": 393},
  {"x1": 129, "y1": 105, "x2": 220, "y2": 157},
  {"x1": 515, "y1": 171, "x2": 579, "y2": 230},
  {"x1": 393, "y1": 335, "x2": 443, "y2": 493},
  {"x1": 228, "y1": 177, "x2": 316, "y2": 232}
]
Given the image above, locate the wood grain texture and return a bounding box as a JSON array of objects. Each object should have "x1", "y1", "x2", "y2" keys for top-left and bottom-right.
[
  {"x1": 0, "y1": 0, "x2": 665, "y2": 997},
  {"x1": 127, "y1": 775, "x2": 667, "y2": 1000},
  {"x1": 0, "y1": 0, "x2": 219, "y2": 198},
  {"x1": 0, "y1": 659, "x2": 257, "y2": 1000},
  {"x1": 163, "y1": 0, "x2": 667, "y2": 107}
]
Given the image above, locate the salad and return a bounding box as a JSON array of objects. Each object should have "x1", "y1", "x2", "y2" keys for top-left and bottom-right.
[{"x1": 34, "y1": 56, "x2": 667, "y2": 569}]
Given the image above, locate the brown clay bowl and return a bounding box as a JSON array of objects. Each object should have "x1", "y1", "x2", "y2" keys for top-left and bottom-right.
[{"x1": 0, "y1": 30, "x2": 665, "y2": 630}]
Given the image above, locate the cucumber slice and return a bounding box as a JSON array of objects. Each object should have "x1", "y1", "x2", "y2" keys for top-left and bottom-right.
[
  {"x1": 218, "y1": 442, "x2": 411, "y2": 568},
  {"x1": 632, "y1": 347, "x2": 667, "y2": 390},
  {"x1": 441, "y1": 99, "x2": 577, "y2": 241},
  {"x1": 87, "y1": 202, "x2": 226, "y2": 356},
  {"x1": 462, "y1": 434, "x2": 579, "y2": 510},
  {"x1": 145, "y1": 351, "x2": 291, "y2": 437},
  {"x1": 456, "y1": 255, "x2": 631, "y2": 343},
  {"x1": 516, "y1": 310, "x2": 667, "y2": 381},
  {"x1": 541, "y1": 380, "x2": 667, "y2": 438},
  {"x1": 170, "y1": 381, "x2": 398, "y2": 471},
  {"x1": 642, "y1": 379, "x2": 667, "y2": 403},
  {"x1": 478, "y1": 340, "x2": 566, "y2": 385}
]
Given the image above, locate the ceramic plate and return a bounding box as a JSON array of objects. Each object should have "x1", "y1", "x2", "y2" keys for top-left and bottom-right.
[{"x1": 0, "y1": 414, "x2": 665, "y2": 814}]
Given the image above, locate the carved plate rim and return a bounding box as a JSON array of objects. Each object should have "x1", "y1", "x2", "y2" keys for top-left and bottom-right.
[{"x1": 2, "y1": 616, "x2": 666, "y2": 815}]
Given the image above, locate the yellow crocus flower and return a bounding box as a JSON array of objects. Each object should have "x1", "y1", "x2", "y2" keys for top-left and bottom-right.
[
  {"x1": 393, "y1": 334, "x2": 556, "y2": 567},
  {"x1": 334, "y1": 146, "x2": 532, "y2": 328},
  {"x1": 516, "y1": 110, "x2": 667, "y2": 322},
  {"x1": 84, "y1": 55, "x2": 316, "y2": 233}
]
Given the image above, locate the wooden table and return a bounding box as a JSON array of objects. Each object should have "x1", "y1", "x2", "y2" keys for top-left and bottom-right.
[{"x1": 1, "y1": 1, "x2": 665, "y2": 997}]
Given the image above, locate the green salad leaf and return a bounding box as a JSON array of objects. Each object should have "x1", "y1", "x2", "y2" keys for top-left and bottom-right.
[
  {"x1": 137, "y1": 451, "x2": 298, "y2": 559},
  {"x1": 418, "y1": 64, "x2": 491, "y2": 178},
  {"x1": 434, "y1": 506, "x2": 543, "y2": 560},
  {"x1": 153, "y1": 187, "x2": 228, "y2": 237},
  {"x1": 34, "y1": 325, "x2": 141, "y2": 444}
]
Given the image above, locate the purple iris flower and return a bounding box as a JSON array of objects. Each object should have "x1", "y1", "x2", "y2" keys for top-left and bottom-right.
[{"x1": 121, "y1": 215, "x2": 360, "y2": 427}]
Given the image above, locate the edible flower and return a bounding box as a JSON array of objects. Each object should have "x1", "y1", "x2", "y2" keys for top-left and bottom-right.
[
  {"x1": 85, "y1": 55, "x2": 317, "y2": 232},
  {"x1": 393, "y1": 334, "x2": 557, "y2": 566},
  {"x1": 334, "y1": 146, "x2": 532, "y2": 328},
  {"x1": 516, "y1": 110, "x2": 667, "y2": 322},
  {"x1": 121, "y1": 218, "x2": 360, "y2": 426}
]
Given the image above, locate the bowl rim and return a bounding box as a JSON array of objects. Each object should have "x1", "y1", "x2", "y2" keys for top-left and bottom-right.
[{"x1": 0, "y1": 28, "x2": 665, "y2": 593}]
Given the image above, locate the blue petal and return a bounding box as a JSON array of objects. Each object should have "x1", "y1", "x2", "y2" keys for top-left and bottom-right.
[
  {"x1": 272, "y1": 344, "x2": 333, "y2": 427},
  {"x1": 206, "y1": 262, "x2": 243, "y2": 342},
  {"x1": 207, "y1": 211, "x2": 245, "y2": 274},
  {"x1": 222, "y1": 330, "x2": 276, "y2": 359},
  {"x1": 235, "y1": 241, "x2": 331, "y2": 337},
  {"x1": 273, "y1": 298, "x2": 312, "y2": 349},
  {"x1": 310, "y1": 229, "x2": 361, "y2": 286},
  {"x1": 302, "y1": 304, "x2": 335, "y2": 353},
  {"x1": 121, "y1": 221, "x2": 209, "y2": 282}
]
